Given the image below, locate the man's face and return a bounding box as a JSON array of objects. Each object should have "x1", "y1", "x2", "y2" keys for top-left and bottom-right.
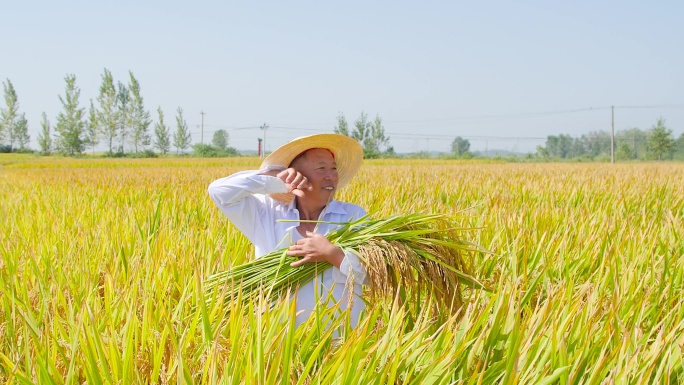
[{"x1": 292, "y1": 148, "x2": 338, "y2": 202}]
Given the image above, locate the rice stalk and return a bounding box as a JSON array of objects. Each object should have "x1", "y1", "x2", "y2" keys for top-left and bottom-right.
[{"x1": 203, "y1": 213, "x2": 489, "y2": 317}]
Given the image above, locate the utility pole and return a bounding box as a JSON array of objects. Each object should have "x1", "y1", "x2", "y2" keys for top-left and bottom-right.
[
  {"x1": 611, "y1": 106, "x2": 614, "y2": 164},
  {"x1": 200, "y1": 111, "x2": 205, "y2": 144},
  {"x1": 260, "y1": 122, "x2": 269, "y2": 158}
]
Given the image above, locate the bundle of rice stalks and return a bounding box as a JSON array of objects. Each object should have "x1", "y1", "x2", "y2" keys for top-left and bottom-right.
[{"x1": 204, "y1": 213, "x2": 489, "y2": 316}]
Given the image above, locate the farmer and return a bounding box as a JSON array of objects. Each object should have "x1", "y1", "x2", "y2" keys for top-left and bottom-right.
[{"x1": 208, "y1": 133, "x2": 368, "y2": 328}]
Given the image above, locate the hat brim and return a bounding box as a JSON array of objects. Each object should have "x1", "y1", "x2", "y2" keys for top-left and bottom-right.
[{"x1": 261, "y1": 134, "x2": 363, "y2": 202}]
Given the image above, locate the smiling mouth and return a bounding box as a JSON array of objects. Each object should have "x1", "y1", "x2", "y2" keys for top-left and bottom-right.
[{"x1": 323, "y1": 186, "x2": 334, "y2": 191}]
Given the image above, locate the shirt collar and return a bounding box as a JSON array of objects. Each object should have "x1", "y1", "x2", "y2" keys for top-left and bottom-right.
[
  {"x1": 285, "y1": 198, "x2": 347, "y2": 216},
  {"x1": 325, "y1": 200, "x2": 348, "y2": 215}
]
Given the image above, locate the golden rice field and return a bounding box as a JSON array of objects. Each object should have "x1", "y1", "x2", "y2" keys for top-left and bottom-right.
[{"x1": 1, "y1": 154, "x2": 683, "y2": 384}]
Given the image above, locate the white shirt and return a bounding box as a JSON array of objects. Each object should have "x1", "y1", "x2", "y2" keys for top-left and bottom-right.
[{"x1": 208, "y1": 170, "x2": 368, "y2": 327}]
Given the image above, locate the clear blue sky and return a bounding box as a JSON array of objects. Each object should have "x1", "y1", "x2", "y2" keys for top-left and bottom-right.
[{"x1": 2, "y1": 0, "x2": 683, "y2": 153}]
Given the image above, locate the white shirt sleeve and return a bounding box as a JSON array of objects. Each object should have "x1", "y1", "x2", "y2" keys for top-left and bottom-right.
[
  {"x1": 330, "y1": 205, "x2": 369, "y2": 286},
  {"x1": 209, "y1": 171, "x2": 370, "y2": 286},
  {"x1": 208, "y1": 170, "x2": 287, "y2": 206},
  {"x1": 333, "y1": 249, "x2": 369, "y2": 286},
  {"x1": 207, "y1": 170, "x2": 287, "y2": 245}
]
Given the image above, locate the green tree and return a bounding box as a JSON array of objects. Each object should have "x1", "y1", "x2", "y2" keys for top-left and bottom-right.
[
  {"x1": 615, "y1": 142, "x2": 635, "y2": 161},
  {"x1": 37, "y1": 112, "x2": 52, "y2": 155},
  {"x1": 544, "y1": 134, "x2": 575, "y2": 159},
  {"x1": 616, "y1": 127, "x2": 648, "y2": 160},
  {"x1": 647, "y1": 117, "x2": 675, "y2": 160},
  {"x1": 571, "y1": 137, "x2": 586, "y2": 158},
  {"x1": 335, "y1": 111, "x2": 390, "y2": 157},
  {"x1": 674, "y1": 133, "x2": 684, "y2": 161},
  {"x1": 580, "y1": 131, "x2": 611, "y2": 158},
  {"x1": 154, "y1": 107, "x2": 171, "y2": 155},
  {"x1": 536, "y1": 145, "x2": 549, "y2": 158},
  {"x1": 351, "y1": 112, "x2": 369, "y2": 149},
  {"x1": 1, "y1": 79, "x2": 19, "y2": 149},
  {"x1": 153, "y1": 107, "x2": 171, "y2": 155},
  {"x1": 127, "y1": 72, "x2": 151, "y2": 153},
  {"x1": 192, "y1": 143, "x2": 239, "y2": 157},
  {"x1": 212, "y1": 129, "x2": 228, "y2": 151},
  {"x1": 451, "y1": 136, "x2": 471, "y2": 157},
  {"x1": 369, "y1": 115, "x2": 389, "y2": 156},
  {"x1": 54, "y1": 74, "x2": 85, "y2": 155},
  {"x1": 117, "y1": 81, "x2": 130, "y2": 154},
  {"x1": 97, "y1": 69, "x2": 119, "y2": 156},
  {"x1": 173, "y1": 107, "x2": 191, "y2": 154},
  {"x1": 333, "y1": 113, "x2": 349, "y2": 136},
  {"x1": 14, "y1": 113, "x2": 29, "y2": 150},
  {"x1": 85, "y1": 100, "x2": 100, "y2": 155},
  {"x1": 351, "y1": 111, "x2": 389, "y2": 158}
]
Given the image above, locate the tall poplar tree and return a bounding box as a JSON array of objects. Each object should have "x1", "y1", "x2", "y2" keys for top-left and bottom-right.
[
  {"x1": 127, "y1": 72, "x2": 151, "y2": 153},
  {"x1": 97, "y1": 69, "x2": 119, "y2": 156},
  {"x1": 333, "y1": 112, "x2": 349, "y2": 136},
  {"x1": 153, "y1": 107, "x2": 171, "y2": 155},
  {"x1": 335, "y1": 111, "x2": 390, "y2": 158},
  {"x1": 37, "y1": 112, "x2": 52, "y2": 155},
  {"x1": 173, "y1": 107, "x2": 191, "y2": 154},
  {"x1": 85, "y1": 100, "x2": 100, "y2": 154},
  {"x1": 54, "y1": 74, "x2": 85, "y2": 155},
  {"x1": 15, "y1": 113, "x2": 29, "y2": 150},
  {"x1": 117, "y1": 81, "x2": 129, "y2": 154},
  {"x1": 1, "y1": 79, "x2": 19, "y2": 149},
  {"x1": 368, "y1": 114, "x2": 389, "y2": 156},
  {"x1": 351, "y1": 111, "x2": 389, "y2": 158}
]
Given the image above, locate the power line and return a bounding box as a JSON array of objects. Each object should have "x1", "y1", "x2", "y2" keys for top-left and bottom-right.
[
  {"x1": 187, "y1": 104, "x2": 684, "y2": 133},
  {"x1": 182, "y1": 103, "x2": 684, "y2": 151},
  {"x1": 200, "y1": 124, "x2": 260, "y2": 130},
  {"x1": 615, "y1": 104, "x2": 684, "y2": 109},
  {"x1": 381, "y1": 106, "x2": 613, "y2": 124},
  {"x1": 187, "y1": 106, "x2": 617, "y2": 130}
]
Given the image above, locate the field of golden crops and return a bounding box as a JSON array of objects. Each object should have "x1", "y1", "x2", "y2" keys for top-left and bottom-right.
[{"x1": 1, "y1": 154, "x2": 683, "y2": 384}]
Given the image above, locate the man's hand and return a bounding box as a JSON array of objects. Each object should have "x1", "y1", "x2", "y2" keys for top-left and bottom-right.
[
  {"x1": 287, "y1": 232, "x2": 345, "y2": 268},
  {"x1": 276, "y1": 168, "x2": 313, "y2": 197}
]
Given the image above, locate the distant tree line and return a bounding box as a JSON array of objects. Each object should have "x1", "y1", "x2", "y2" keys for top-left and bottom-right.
[
  {"x1": 444, "y1": 118, "x2": 684, "y2": 161},
  {"x1": 535, "y1": 118, "x2": 684, "y2": 161},
  {"x1": 4, "y1": 74, "x2": 683, "y2": 161},
  {"x1": 0, "y1": 72, "x2": 220, "y2": 157}
]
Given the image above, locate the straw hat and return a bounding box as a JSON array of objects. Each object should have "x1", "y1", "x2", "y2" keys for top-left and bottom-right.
[{"x1": 261, "y1": 133, "x2": 363, "y2": 202}]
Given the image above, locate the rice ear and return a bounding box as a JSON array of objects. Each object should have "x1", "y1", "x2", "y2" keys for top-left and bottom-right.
[
  {"x1": 358, "y1": 237, "x2": 467, "y2": 317},
  {"x1": 203, "y1": 213, "x2": 488, "y2": 319}
]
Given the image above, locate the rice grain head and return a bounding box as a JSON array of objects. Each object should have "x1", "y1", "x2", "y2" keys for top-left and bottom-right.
[{"x1": 358, "y1": 237, "x2": 466, "y2": 317}]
